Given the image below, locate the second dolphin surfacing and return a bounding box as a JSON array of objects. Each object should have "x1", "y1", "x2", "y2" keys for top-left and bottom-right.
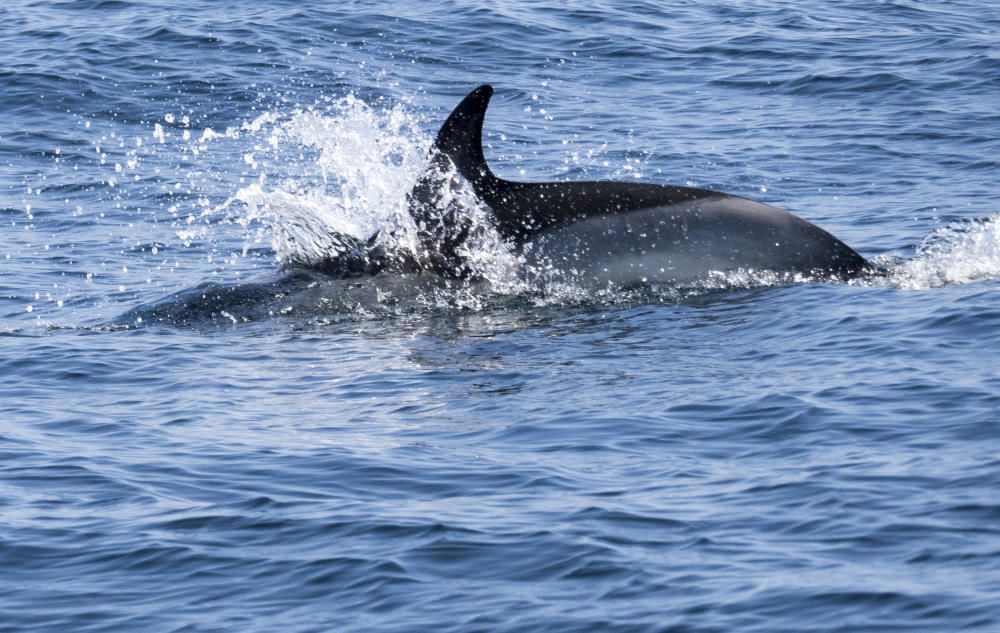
[{"x1": 406, "y1": 85, "x2": 873, "y2": 287}]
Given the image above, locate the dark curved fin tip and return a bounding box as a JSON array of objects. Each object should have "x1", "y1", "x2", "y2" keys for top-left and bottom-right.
[
  {"x1": 428, "y1": 85, "x2": 498, "y2": 187},
  {"x1": 435, "y1": 85, "x2": 493, "y2": 149}
]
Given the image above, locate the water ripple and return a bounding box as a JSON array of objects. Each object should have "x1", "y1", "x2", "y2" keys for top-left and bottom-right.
[{"x1": 2, "y1": 0, "x2": 999, "y2": 631}]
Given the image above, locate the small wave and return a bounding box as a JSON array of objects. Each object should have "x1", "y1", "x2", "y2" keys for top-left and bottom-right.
[{"x1": 880, "y1": 215, "x2": 1000, "y2": 290}]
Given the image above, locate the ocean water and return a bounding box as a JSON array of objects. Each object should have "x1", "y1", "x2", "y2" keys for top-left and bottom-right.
[{"x1": 2, "y1": 1, "x2": 999, "y2": 631}]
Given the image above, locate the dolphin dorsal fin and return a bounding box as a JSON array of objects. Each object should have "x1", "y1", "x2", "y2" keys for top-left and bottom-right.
[{"x1": 431, "y1": 84, "x2": 497, "y2": 190}]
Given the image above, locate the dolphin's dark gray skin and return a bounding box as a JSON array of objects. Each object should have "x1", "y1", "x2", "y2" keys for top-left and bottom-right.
[{"x1": 408, "y1": 84, "x2": 873, "y2": 286}]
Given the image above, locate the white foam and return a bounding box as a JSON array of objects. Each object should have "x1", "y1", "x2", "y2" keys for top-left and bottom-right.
[
  {"x1": 212, "y1": 94, "x2": 529, "y2": 304},
  {"x1": 881, "y1": 215, "x2": 1000, "y2": 290},
  {"x1": 223, "y1": 96, "x2": 424, "y2": 263}
]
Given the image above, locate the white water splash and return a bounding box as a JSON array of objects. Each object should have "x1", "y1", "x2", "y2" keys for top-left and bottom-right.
[
  {"x1": 216, "y1": 94, "x2": 528, "y2": 301},
  {"x1": 882, "y1": 215, "x2": 1000, "y2": 290},
  {"x1": 229, "y1": 96, "x2": 425, "y2": 264}
]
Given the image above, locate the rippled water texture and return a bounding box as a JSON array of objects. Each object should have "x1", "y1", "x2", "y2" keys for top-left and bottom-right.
[{"x1": 2, "y1": 1, "x2": 999, "y2": 631}]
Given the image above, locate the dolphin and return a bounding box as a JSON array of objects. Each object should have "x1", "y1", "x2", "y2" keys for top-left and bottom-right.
[{"x1": 407, "y1": 84, "x2": 872, "y2": 286}]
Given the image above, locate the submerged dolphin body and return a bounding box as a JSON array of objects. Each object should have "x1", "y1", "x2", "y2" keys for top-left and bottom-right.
[{"x1": 407, "y1": 85, "x2": 872, "y2": 286}]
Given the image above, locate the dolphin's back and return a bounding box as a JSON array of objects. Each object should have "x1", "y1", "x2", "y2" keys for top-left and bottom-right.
[
  {"x1": 520, "y1": 193, "x2": 870, "y2": 284},
  {"x1": 410, "y1": 84, "x2": 872, "y2": 283},
  {"x1": 477, "y1": 180, "x2": 715, "y2": 241},
  {"x1": 474, "y1": 177, "x2": 870, "y2": 279}
]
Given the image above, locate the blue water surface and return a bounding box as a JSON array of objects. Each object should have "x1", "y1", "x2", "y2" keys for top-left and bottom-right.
[{"x1": 2, "y1": 1, "x2": 999, "y2": 631}]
